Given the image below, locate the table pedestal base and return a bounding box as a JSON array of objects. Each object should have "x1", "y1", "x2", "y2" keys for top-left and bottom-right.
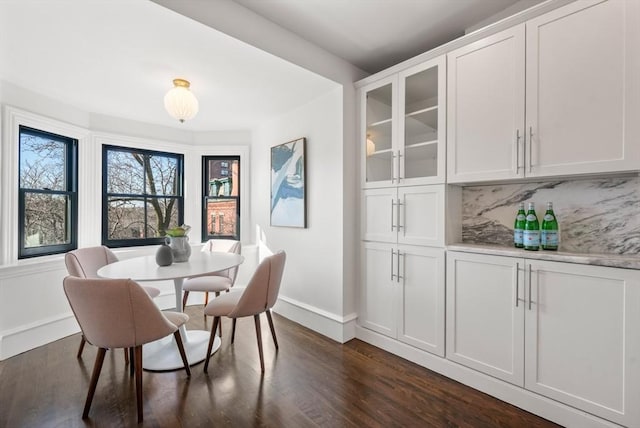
[{"x1": 142, "y1": 329, "x2": 220, "y2": 371}]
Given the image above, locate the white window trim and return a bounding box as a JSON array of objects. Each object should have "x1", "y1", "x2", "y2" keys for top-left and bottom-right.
[{"x1": 1, "y1": 106, "x2": 90, "y2": 265}]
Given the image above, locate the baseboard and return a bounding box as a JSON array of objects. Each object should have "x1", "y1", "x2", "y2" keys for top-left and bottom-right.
[
  {"x1": 0, "y1": 312, "x2": 80, "y2": 360},
  {"x1": 274, "y1": 296, "x2": 357, "y2": 344},
  {"x1": 355, "y1": 326, "x2": 620, "y2": 428}
]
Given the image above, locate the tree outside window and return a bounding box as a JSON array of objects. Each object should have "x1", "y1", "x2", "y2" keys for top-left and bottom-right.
[
  {"x1": 202, "y1": 156, "x2": 240, "y2": 241},
  {"x1": 102, "y1": 145, "x2": 183, "y2": 247},
  {"x1": 18, "y1": 126, "x2": 78, "y2": 258}
]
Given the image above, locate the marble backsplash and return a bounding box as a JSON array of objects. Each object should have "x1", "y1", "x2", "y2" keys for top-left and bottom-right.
[{"x1": 461, "y1": 176, "x2": 640, "y2": 255}]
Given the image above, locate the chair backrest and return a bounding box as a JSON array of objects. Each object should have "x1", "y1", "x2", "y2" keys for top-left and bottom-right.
[
  {"x1": 63, "y1": 276, "x2": 178, "y2": 349},
  {"x1": 65, "y1": 246, "x2": 118, "y2": 278},
  {"x1": 229, "y1": 251, "x2": 286, "y2": 318},
  {"x1": 202, "y1": 239, "x2": 242, "y2": 283}
]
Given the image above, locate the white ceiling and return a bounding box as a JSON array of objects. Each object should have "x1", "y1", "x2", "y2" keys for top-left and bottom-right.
[
  {"x1": 231, "y1": 0, "x2": 542, "y2": 74},
  {"x1": 0, "y1": 0, "x2": 338, "y2": 132},
  {"x1": 0, "y1": 0, "x2": 542, "y2": 132}
]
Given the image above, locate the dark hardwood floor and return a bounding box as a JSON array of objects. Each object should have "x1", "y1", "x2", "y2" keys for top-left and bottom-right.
[{"x1": 0, "y1": 307, "x2": 560, "y2": 428}]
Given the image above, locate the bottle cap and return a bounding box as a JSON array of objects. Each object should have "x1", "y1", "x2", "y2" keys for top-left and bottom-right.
[{"x1": 528, "y1": 202, "x2": 535, "y2": 209}]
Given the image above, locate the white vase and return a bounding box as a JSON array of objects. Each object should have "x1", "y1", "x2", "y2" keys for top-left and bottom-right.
[{"x1": 165, "y1": 236, "x2": 191, "y2": 262}]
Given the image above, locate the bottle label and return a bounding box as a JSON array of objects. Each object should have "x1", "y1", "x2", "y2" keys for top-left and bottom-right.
[
  {"x1": 514, "y1": 229, "x2": 523, "y2": 245},
  {"x1": 541, "y1": 231, "x2": 559, "y2": 246},
  {"x1": 516, "y1": 214, "x2": 526, "y2": 221},
  {"x1": 523, "y1": 230, "x2": 540, "y2": 247},
  {"x1": 526, "y1": 214, "x2": 537, "y2": 221},
  {"x1": 543, "y1": 214, "x2": 555, "y2": 221}
]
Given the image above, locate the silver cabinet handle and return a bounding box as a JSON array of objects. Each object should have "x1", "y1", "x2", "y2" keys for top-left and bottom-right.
[
  {"x1": 391, "y1": 152, "x2": 396, "y2": 183},
  {"x1": 515, "y1": 262, "x2": 520, "y2": 307},
  {"x1": 390, "y1": 249, "x2": 396, "y2": 281},
  {"x1": 528, "y1": 264, "x2": 533, "y2": 310},
  {"x1": 397, "y1": 250, "x2": 403, "y2": 283},
  {"x1": 391, "y1": 199, "x2": 396, "y2": 231},
  {"x1": 397, "y1": 199, "x2": 404, "y2": 230},
  {"x1": 528, "y1": 126, "x2": 533, "y2": 173},
  {"x1": 397, "y1": 151, "x2": 403, "y2": 181},
  {"x1": 515, "y1": 129, "x2": 521, "y2": 172}
]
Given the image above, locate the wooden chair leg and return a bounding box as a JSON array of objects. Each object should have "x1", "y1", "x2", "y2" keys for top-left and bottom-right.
[
  {"x1": 204, "y1": 291, "x2": 209, "y2": 306},
  {"x1": 231, "y1": 319, "x2": 237, "y2": 344},
  {"x1": 134, "y1": 345, "x2": 144, "y2": 423},
  {"x1": 254, "y1": 314, "x2": 265, "y2": 373},
  {"x1": 182, "y1": 291, "x2": 190, "y2": 311},
  {"x1": 204, "y1": 316, "x2": 220, "y2": 373},
  {"x1": 173, "y1": 331, "x2": 191, "y2": 376},
  {"x1": 129, "y1": 348, "x2": 135, "y2": 377},
  {"x1": 82, "y1": 347, "x2": 106, "y2": 419},
  {"x1": 77, "y1": 335, "x2": 86, "y2": 358},
  {"x1": 266, "y1": 310, "x2": 279, "y2": 350},
  {"x1": 215, "y1": 292, "x2": 222, "y2": 337}
]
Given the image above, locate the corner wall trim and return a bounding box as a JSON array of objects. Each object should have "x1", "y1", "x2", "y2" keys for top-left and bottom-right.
[{"x1": 274, "y1": 295, "x2": 357, "y2": 344}]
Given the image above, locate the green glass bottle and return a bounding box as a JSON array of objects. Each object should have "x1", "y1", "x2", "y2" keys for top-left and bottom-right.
[
  {"x1": 541, "y1": 202, "x2": 559, "y2": 250},
  {"x1": 523, "y1": 202, "x2": 540, "y2": 251},
  {"x1": 513, "y1": 202, "x2": 526, "y2": 248}
]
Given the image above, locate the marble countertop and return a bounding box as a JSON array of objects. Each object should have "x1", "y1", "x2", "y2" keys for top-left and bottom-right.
[{"x1": 447, "y1": 243, "x2": 640, "y2": 270}]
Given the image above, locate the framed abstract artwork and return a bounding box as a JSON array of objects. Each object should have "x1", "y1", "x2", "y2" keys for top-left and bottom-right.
[{"x1": 270, "y1": 137, "x2": 306, "y2": 228}]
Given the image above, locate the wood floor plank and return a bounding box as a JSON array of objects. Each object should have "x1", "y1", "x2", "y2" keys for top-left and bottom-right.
[{"x1": 0, "y1": 307, "x2": 561, "y2": 427}]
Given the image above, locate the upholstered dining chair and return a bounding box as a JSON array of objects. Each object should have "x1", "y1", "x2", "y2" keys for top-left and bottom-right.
[
  {"x1": 65, "y1": 246, "x2": 161, "y2": 361},
  {"x1": 182, "y1": 239, "x2": 241, "y2": 308},
  {"x1": 203, "y1": 250, "x2": 286, "y2": 373},
  {"x1": 182, "y1": 240, "x2": 241, "y2": 333},
  {"x1": 63, "y1": 276, "x2": 190, "y2": 423}
]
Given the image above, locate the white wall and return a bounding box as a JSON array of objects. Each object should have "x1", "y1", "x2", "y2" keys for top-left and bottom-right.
[{"x1": 249, "y1": 87, "x2": 355, "y2": 341}]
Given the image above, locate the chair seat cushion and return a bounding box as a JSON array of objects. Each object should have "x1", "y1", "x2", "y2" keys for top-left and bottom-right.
[
  {"x1": 163, "y1": 311, "x2": 189, "y2": 328},
  {"x1": 183, "y1": 276, "x2": 233, "y2": 293},
  {"x1": 204, "y1": 291, "x2": 243, "y2": 317},
  {"x1": 142, "y1": 286, "x2": 161, "y2": 298}
]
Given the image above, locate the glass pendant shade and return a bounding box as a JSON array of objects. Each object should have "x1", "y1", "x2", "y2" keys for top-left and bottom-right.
[{"x1": 164, "y1": 78, "x2": 199, "y2": 123}]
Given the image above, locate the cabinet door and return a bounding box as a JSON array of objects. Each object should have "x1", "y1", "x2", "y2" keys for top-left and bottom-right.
[
  {"x1": 360, "y1": 242, "x2": 396, "y2": 338},
  {"x1": 397, "y1": 185, "x2": 444, "y2": 247},
  {"x1": 446, "y1": 252, "x2": 524, "y2": 386},
  {"x1": 398, "y1": 56, "x2": 446, "y2": 185},
  {"x1": 447, "y1": 25, "x2": 525, "y2": 183},
  {"x1": 525, "y1": 260, "x2": 640, "y2": 426},
  {"x1": 526, "y1": 0, "x2": 640, "y2": 177},
  {"x1": 361, "y1": 76, "x2": 397, "y2": 188},
  {"x1": 397, "y1": 246, "x2": 444, "y2": 356},
  {"x1": 362, "y1": 188, "x2": 397, "y2": 243}
]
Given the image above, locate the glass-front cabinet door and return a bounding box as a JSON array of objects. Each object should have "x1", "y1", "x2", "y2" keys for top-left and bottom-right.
[
  {"x1": 398, "y1": 56, "x2": 445, "y2": 185},
  {"x1": 360, "y1": 55, "x2": 445, "y2": 189},
  {"x1": 361, "y1": 75, "x2": 396, "y2": 187}
]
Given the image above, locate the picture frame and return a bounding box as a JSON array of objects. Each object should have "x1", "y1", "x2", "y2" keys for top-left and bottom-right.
[{"x1": 270, "y1": 137, "x2": 306, "y2": 228}]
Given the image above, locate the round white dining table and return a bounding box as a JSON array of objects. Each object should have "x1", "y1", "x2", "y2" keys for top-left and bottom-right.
[{"x1": 97, "y1": 250, "x2": 244, "y2": 371}]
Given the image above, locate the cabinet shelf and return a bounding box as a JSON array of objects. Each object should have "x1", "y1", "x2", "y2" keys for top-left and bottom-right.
[
  {"x1": 369, "y1": 118, "x2": 393, "y2": 127},
  {"x1": 368, "y1": 148, "x2": 393, "y2": 157},
  {"x1": 406, "y1": 139, "x2": 438, "y2": 150},
  {"x1": 406, "y1": 105, "x2": 438, "y2": 118}
]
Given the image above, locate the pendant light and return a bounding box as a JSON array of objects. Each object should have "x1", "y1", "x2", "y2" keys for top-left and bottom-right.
[{"x1": 164, "y1": 78, "x2": 199, "y2": 123}]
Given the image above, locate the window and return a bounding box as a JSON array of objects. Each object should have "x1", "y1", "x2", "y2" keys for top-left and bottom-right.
[
  {"x1": 202, "y1": 156, "x2": 240, "y2": 241},
  {"x1": 18, "y1": 126, "x2": 78, "y2": 258},
  {"x1": 103, "y1": 145, "x2": 184, "y2": 247}
]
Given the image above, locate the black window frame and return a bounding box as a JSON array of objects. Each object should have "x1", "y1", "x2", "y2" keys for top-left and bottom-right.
[
  {"x1": 202, "y1": 155, "x2": 240, "y2": 242},
  {"x1": 102, "y1": 145, "x2": 184, "y2": 248},
  {"x1": 18, "y1": 126, "x2": 78, "y2": 259}
]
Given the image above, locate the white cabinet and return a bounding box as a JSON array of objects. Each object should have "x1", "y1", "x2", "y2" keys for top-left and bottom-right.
[
  {"x1": 361, "y1": 242, "x2": 445, "y2": 356},
  {"x1": 361, "y1": 55, "x2": 446, "y2": 188},
  {"x1": 447, "y1": 251, "x2": 640, "y2": 426},
  {"x1": 446, "y1": 252, "x2": 524, "y2": 386},
  {"x1": 447, "y1": 0, "x2": 640, "y2": 183},
  {"x1": 362, "y1": 184, "x2": 445, "y2": 247}
]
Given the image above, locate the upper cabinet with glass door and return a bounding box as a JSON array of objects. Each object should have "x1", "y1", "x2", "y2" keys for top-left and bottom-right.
[{"x1": 361, "y1": 56, "x2": 446, "y2": 188}]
